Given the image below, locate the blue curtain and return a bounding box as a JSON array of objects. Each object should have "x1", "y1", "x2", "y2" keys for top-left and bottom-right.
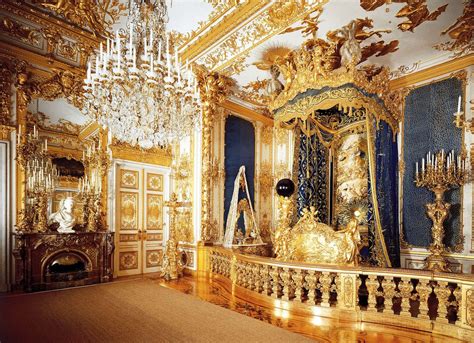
[
  {"x1": 403, "y1": 77, "x2": 462, "y2": 247},
  {"x1": 224, "y1": 115, "x2": 255, "y2": 232},
  {"x1": 297, "y1": 133, "x2": 328, "y2": 223},
  {"x1": 374, "y1": 121, "x2": 400, "y2": 267}
]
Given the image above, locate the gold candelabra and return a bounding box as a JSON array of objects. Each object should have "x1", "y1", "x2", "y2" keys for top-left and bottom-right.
[
  {"x1": 78, "y1": 142, "x2": 106, "y2": 232},
  {"x1": 161, "y1": 193, "x2": 191, "y2": 280},
  {"x1": 18, "y1": 125, "x2": 58, "y2": 232},
  {"x1": 414, "y1": 149, "x2": 468, "y2": 272}
]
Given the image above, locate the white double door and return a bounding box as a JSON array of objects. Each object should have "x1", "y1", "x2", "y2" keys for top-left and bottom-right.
[{"x1": 114, "y1": 163, "x2": 170, "y2": 276}]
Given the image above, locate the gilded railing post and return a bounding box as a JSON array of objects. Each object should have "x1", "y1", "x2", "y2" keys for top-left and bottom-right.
[
  {"x1": 305, "y1": 270, "x2": 318, "y2": 305},
  {"x1": 465, "y1": 287, "x2": 474, "y2": 328},
  {"x1": 435, "y1": 281, "x2": 451, "y2": 324},
  {"x1": 196, "y1": 69, "x2": 234, "y2": 244},
  {"x1": 280, "y1": 267, "x2": 293, "y2": 301},
  {"x1": 399, "y1": 277, "x2": 414, "y2": 317},
  {"x1": 338, "y1": 273, "x2": 357, "y2": 310},
  {"x1": 416, "y1": 279, "x2": 432, "y2": 320},
  {"x1": 366, "y1": 275, "x2": 379, "y2": 312},
  {"x1": 319, "y1": 272, "x2": 332, "y2": 308},
  {"x1": 230, "y1": 255, "x2": 237, "y2": 285},
  {"x1": 382, "y1": 277, "x2": 396, "y2": 314},
  {"x1": 292, "y1": 269, "x2": 305, "y2": 302},
  {"x1": 270, "y1": 266, "x2": 281, "y2": 298},
  {"x1": 261, "y1": 265, "x2": 271, "y2": 296}
]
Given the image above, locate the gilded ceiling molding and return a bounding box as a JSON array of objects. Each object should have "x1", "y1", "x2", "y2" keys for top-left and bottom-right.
[
  {"x1": 360, "y1": 0, "x2": 448, "y2": 32},
  {"x1": 110, "y1": 141, "x2": 172, "y2": 167},
  {"x1": 27, "y1": 110, "x2": 81, "y2": 135},
  {"x1": 389, "y1": 54, "x2": 474, "y2": 90},
  {"x1": 197, "y1": 0, "x2": 329, "y2": 75},
  {"x1": 222, "y1": 99, "x2": 273, "y2": 126},
  {"x1": 0, "y1": 1, "x2": 100, "y2": 68},
  {"x1": 180, "y1": 1, "x2": 266, "y2": 62},
  {"x1": 31, "y1": 0, "x2": 126, "y2": 38},
  {"x1": 435, "y1": 1, "x2": 473, "y2": 57},
  {"x1": 196, "y1": 67, "x2": 235, "y2": 243}
]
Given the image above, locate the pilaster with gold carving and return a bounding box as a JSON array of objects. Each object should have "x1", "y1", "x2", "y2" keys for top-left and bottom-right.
[{"x1": 196, "y1": 69, "x2": 234, "y2": 243}]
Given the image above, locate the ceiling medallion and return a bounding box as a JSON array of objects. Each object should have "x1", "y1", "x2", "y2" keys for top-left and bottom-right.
[{"x1": 83, "y1": 0, "x2": 201, "y2": 149}]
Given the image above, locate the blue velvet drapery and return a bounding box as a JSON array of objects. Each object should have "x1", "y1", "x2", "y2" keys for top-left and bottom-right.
[
  {"x1": 374, "y1": 121, "x2": 400, "y2": 267},
  {"x1": 224, "y1": 115, "x2": 255, "y2": 232},
  {"x1": 297, "y1": 133, "x2": 328, "y2": 223}
]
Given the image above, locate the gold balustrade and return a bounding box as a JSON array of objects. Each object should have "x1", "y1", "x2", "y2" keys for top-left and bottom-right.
[{"x1": 204, "y1": 246, "x2": 474, "y2": 341}]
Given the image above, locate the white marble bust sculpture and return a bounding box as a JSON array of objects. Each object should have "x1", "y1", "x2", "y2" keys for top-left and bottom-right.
[{"x1": 49, "y1": 197, "x2": 76, "y2": 233}]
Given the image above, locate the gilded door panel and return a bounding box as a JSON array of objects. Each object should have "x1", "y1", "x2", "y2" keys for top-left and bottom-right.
[
  {"x1": 116, "y1": 167, "x2": 142, "y2": 276},
  {"x1": 143, "y1": 170, "x2": 164, "y2": 274}
]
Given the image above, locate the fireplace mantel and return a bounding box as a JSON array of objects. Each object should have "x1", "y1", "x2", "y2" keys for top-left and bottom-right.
[{"x1": 12, "y1": 231, "x2": 114, "y2": 292}]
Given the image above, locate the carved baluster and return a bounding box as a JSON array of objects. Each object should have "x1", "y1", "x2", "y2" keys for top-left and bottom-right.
[
  {"x1": 253, "y1": 264, "x2": 262, "y2": 292},
  {"x1": 451, "y1": 285, "x2": 462, "y2": 325},
  {"x1": 319, "y1": 272, "x2": 332, "y2": 308},
  {"x1": 366, "y1": 275, "x2": 380, "y2": 312},
  {"x1": 435, "y1": 281, "x2": 451, "y2": 324},
  {"x1": 261, "y1": 265, "x2": 271, "y2": 295},
  {"x1": 381, "y1": 277, "x2": 396, "y2": 314},
  {"x1": 292, "y1": 269, "x2": 305, "y2": 302},
  {"x1": 331, "y1": 274, "x2": 339, "y2": 307},
  {"x1": 416, "y1": 279, "x2": 432, "y2": 320},
  {"x1": 305, "y1": 270, "x2": 318, "y2": 305},
  {"x1": 399, "y1": 278, "x2": 414, "y2": 317},
  {"x1": 270, "y1": 266, "x2": 281, "y2": 298},
  {"x1": 237, "y1": 262, "x2": 245, "y2": 286},
  {"x1": 245, "y1": 263, "x2": 253, "y2": 290},
  {"x1": 280, "y1": 267, "x2": 293, "y2": 301},
  {"x1": 337, "y1": 274, "x2": 357, "y2": 310}
]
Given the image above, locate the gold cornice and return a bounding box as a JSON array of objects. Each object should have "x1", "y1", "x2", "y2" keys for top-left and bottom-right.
[
  {"x1": 180, "y1": 1, "x2": 267, "y2": 62},
  {"x1": 0, "y1": 1, "x2": 100, "y2": 45},
  {"x1": 47, "y1": 145, "x2": 82, "y2": 161},
  {"x1": 79, "y1": 122, "x2": 100, "y2": 141},
  {"x1": 222, "y1": 100, "x2": 273, "y2": 126},
  {"x1": 110, "y1": 144, "x2": 172, "y2": 167},
  {"x1": 389, "y1": 54, "x2": 474, "y2": 90},
  {"x1": 0, "y1": 42, "x2": 84, "y2": 75}
]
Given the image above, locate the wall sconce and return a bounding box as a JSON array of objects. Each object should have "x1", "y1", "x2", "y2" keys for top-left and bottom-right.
[{"x1": 453, "y1": 97, "x2": 473, "y2": 132}]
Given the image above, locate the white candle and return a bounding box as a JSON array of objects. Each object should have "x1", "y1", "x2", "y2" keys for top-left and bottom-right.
[
  {"x1": 129, "y1": 23, "x2": 133, "y2": 52},
  {"x1": 422, "y1": 158, "x2": 425, "y2": 172},
  {"x1": 457, "y1": 95, "x2": 461, "y2": 114},
  {"x1": 149, "y1": 28, "x2": 153, "y2": 50},
  {"x1": 144, "y1": 35, "x2": 148, "y2": 58},
  {"x1": 416, "y1": 162, "x2": 418, "y2": 175},
  {"x1": 44, "y1": 139, "x2": 47, "y2": 151}
]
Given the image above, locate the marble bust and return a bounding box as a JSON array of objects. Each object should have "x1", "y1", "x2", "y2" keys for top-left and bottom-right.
[{"x1": 49, "y1": 197, "x2": 76, "y2": 233}]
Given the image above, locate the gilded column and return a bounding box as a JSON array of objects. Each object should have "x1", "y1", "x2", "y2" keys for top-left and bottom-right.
[
  {"x1": 14, "y1": 62, "x2": 30, "y2": 225},
  {"x1": 196, "y1": 69, "x2": 234, "y2": 243}
]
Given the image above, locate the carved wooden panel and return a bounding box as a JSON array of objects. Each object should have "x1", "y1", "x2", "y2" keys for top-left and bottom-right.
[
  {"x1": 120, "y1": 169, "x2": 139, "y2": 189},
  {"x1": 119, "y1": 251, "x2": 138, "y2": 270},
  {"x1": 119, "y1": 234, "x2": 139, "y2": 242},
  {"x1": 147, "y1": 233, "x2": 163, "y2": 241},
  {"x1": 146, "y1": 194, "x2": 163, "y2": 230},
  {"x1": 120, "y1": 192, "x2": 138, "y2": 230},
  {"x1": 145, "y1": 249, "x2": 163, "y2": 268},
  {"x1": 146, "y1": 173, "x2": 163, "y2": 192}
]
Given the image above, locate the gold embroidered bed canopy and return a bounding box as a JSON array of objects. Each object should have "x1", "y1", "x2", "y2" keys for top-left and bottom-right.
[{"x1": 269, "y1": 37, "x2": 401, "y2": 134}]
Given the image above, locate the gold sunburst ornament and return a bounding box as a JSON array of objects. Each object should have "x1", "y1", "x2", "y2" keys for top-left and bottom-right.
[{"x1": 253, "y1": 45, "x2": 292, "y2": 71}]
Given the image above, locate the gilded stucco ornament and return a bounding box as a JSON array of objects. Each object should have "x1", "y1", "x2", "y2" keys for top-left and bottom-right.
[{"x1": 196, "y1": 67, "x2": 235, "y2": 242}]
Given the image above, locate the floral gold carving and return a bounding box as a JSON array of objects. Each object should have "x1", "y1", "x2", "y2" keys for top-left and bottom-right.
[
  {"x1": 120, "y1": 170, "x2": 139, "y2": 189},
  {"x1": 34, "y1": 0, "x2": 126, "y2": 37},
  {"x1": 0, "y1": 17, "x2": 42, "y2": 47},
  {"x1": 0, "y1": 60, "x2": 13, "y2": 125},
  {"x1": 196, "y1": 67, "x2": 234, "y2": 242},
  {"x1": 258, "y1": 163, "x2": 273, "y2": 199},
  {"x1": 119, "y1": 251, "x2": 138, "y2": 270}
]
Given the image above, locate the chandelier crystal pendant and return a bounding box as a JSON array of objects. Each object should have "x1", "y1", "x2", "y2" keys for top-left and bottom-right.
[{"x1": 83, "y1": 0, "x2": 201, "y2": 149}]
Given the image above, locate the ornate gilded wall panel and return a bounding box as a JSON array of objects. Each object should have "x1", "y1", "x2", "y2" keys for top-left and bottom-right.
[
  {"x1": 146, "y1": 173, "x2": 163, "y2": 192},
  {"x1": 119, "y1": 234, "x2": 139, "y2": 242},
  {"x1": 119, "y1": 251, "x2": 138, "y2": 271},
  {"x1": 146, "y1": 194, "x2": 163, "y2": 230},
  {"x1": 120, "y1": 170, "x2": 139, "y2": 189},
  {"x1": 119, "y1": 192, "x2": 138, "y2": 231},
  {"x1": 147, "y1": 233, "x2": 163, "y2": 242}
]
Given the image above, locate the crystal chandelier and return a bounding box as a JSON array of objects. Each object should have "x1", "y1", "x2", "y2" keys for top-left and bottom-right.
[{"x1": 83, "y1": 0, "x2": 201, "y2": 149}]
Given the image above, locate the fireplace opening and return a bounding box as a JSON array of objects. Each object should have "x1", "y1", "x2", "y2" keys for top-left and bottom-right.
[{"x1": 45, "y1": 252, "x2": 88, "y2": 283}]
